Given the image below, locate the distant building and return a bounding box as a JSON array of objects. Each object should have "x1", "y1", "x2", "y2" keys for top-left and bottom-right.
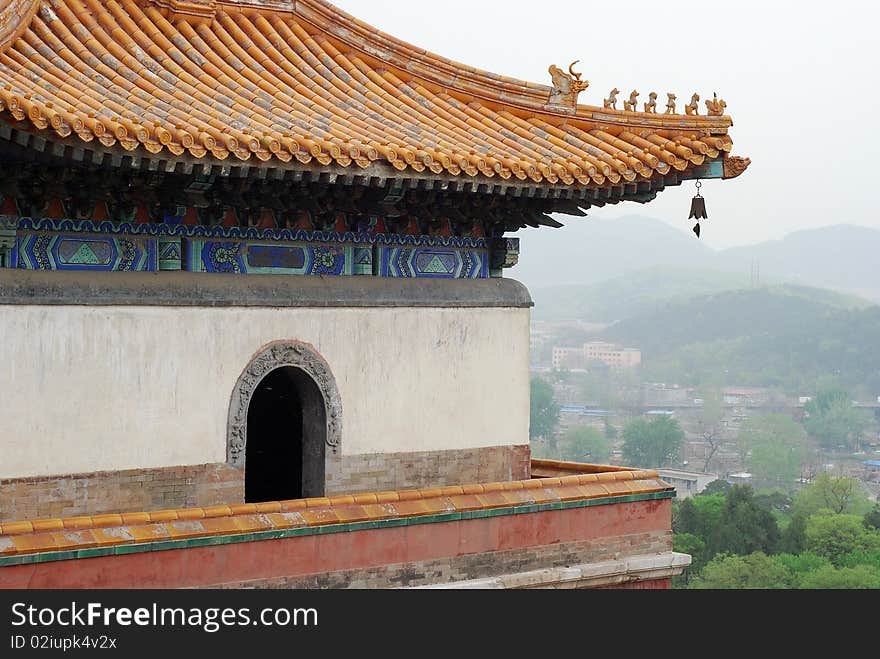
[
  {"x1": 723, "y1": 387, "x2": 770, "y2": 406},
  {"x1": 864, "y1": 461, "x2": 880, "y2": 482},
  {"x1": 585, "y1": 342, "x2": 642, "y2": 369},
  {"x1": 553, "y1": 382, "x2": 590, "y2": 406},
  {"x1": 552, "y1": 347, "x2": 587, "y2": 370},
  {"x1": 552, "y1": 342, "x2": 641, "y2": 370},
  {"x1": 529, "y1": 322, "x2": 553, "y2": 353},
  {"x1": 643, "y1": 384, "x2": 692, "y2": 406},
  {"x1": 657, "y1": 469, "x2": 719, "y2": 499}
]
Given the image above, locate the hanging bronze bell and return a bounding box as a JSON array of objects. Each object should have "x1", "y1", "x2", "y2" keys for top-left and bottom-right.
[
  {"x1": 689, "y1": 194, "x2": 708, "y2": 220},
  {"x1": 689, "y1": 180, "x2": 707, "y2": 238},
  {"x1": 689, "y1": 182, "x2": 708, "y2": 220}
]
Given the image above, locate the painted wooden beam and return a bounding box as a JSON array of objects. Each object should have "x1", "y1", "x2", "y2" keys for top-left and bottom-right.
[{"x1": 688, "y1": 157, "x2": 725, "y2": 180}]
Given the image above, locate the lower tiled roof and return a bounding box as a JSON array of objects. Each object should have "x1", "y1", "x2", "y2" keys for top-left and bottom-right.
[{"x1": 0, "y1": 464, "x2": 672, "y2": 558}]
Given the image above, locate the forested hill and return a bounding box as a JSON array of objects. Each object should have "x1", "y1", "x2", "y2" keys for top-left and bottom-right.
[
  {"x1": 532, "y1": 268, "x2": 869, "y2": 324},
  {"x1": 532, "y1": 267, "x2": 751, "y2": 322},
  {"x1": 606, "y1": 285, "x2": 869, "y2": 353},
  {"x1": 602, "y1": 286, "x2": 880, "y2": 395}
]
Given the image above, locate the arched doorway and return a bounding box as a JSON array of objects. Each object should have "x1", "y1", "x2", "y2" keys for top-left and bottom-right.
[
  {"x1": 245, "y1": 367, "x2": 325, "y2": 503},
  {"x1": 227, "y1": 342, "x2": 342, "y2": 504}
]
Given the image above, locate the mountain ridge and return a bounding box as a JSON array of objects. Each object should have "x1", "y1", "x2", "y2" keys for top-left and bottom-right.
[
  {"x1": 514, "y1": 215, "x2": 880, "y2": 303},
  {"x1": 531, "y1": 268, "x2": 874, "y2": 323}
]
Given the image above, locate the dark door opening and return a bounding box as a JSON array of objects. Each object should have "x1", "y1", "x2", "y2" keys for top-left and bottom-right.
[{"x1": 245, "y1": 366, "x2": 326, "y2": 503}]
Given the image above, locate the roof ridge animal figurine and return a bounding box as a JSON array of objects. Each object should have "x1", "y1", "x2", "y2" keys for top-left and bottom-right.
[
  {"x1": 705, "y1": 92, "x2": 727, "y2": 116},
  {"x1": 603, "y1": 88, "x2": 620, "y2": 110},
  {"x1": 665, "y1": 93, "x2": 677, "y2": 114},
  {"x1": 644, "y1": 91, "x2": 658, "y2": 113},
  {"x1": 623, "y1": 90, "x2": 639, "y2": 112},
  {"x1": 685, "y1": 93, "x2": 700, "y2": 116},
  {"x1": 548, "y1": 61, "x2": 589, "y2": 108}
]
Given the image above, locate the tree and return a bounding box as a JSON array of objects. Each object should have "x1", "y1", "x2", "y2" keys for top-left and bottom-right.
[
  {"x1": 673, "y1": 498, "x2": 700, "y2": 536},
  {"x1": 793, "y1": 473, "x2": 873, "y2": 516},
  {"x1": 839, "y1": 550, "x2": 880, "y2": 570},
  {"x1": 805, "y1": 513, "x2": 880, "y2": 566},
  {"x1": 529, "y1": 377, "x2": 559, "y2": 441},
  {"x1": 673, "y1": 533, "x2": 706, "y2": 585},
  {"x1": 754, "y1": 490, "x2": 793, "y2": 516},
  {"x1": 799, "y1": 565, "x2": 880, "y2": 589},
  {"x1": 673, "y1": 492, "x2": 726, "y2": 540},
  {"x1": 621, "y1": 416, "x2": 684, "y2": 468},
  {"x1": 779, "y1": 513, "x2": 808, "y2": 555},
  {"x1": 803, "y1": 387, "x2": 870, "y2": 450},
  {"x1": 689, "y1": 552, "x2": 792, "y2": 589},
  {"x1": 708, "y1": 485, "x2": 780, "y2": 558},
  {"x1": 603, "y1": 418, "x2": 617, "y2": 440},
  {"x1": 865, "y1": 504, "x2": 880, "y2": 531},
  {"x1": 737, "y1": 414, "x2": 809, "y2": 488},
  {"x1": 694, "y1": 387, "x2": 728, "y2": 473},
  {"x1": 701, "y1": 479, "x2": 732, "y2": 496},
  {"x1": 560, "y1": 426, "x2": 611, "y2": 464},
  {"x1": 774, "y1": 552, "x2": 830, "y2": 587}
]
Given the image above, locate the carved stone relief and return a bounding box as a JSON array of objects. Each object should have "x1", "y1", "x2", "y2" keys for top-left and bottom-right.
[{"x1": 227, "y1": 341, "x2": 342, "y2": 469}]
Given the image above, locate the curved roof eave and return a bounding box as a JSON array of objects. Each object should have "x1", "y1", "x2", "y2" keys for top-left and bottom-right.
[{"x1": 0, "y1": 0, "x2": 739, "y2": 188}]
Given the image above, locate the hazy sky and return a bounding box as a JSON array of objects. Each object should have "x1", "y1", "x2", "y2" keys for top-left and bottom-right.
[{"x1": 331, "y1": 0, "x2": 877, "y2": 248}]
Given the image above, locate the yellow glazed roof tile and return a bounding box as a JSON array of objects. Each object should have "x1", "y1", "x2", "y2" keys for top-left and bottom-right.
[{"x1": 0, "y1": 0, "x2": 737, "y2": 187}]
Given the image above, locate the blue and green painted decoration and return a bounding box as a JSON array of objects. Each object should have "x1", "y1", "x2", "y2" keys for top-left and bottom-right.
[
  {"x1": 14, "y1": 234, "x2": 157, "y2": 271},
  {"x1": 378, "y1": 246, "x2": 487, "y2": 279},
  {"x1": 0, "y1": 218, "x2": 511, "y2": 280},
  {"x1": 186, "y1": 240, "x2": 352, "y2": 276}
]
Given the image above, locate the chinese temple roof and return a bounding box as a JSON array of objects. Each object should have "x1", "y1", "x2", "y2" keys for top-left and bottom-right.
[{"x1": 0, "y1": 0, "x2": 747, "y2": 194}]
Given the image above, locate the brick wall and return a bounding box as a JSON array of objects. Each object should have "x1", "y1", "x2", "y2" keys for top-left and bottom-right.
[
  {"x1": 328, "y1": 445, "x2": 531, "y2": 495},
  {"x1": 0, "y1": 446, "x2": 530, "y2": 523},
  {"x1": 0, "y1": 464, "x2": 243, "y2": 523}
]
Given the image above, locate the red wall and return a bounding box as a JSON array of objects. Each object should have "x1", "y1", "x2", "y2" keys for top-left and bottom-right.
[{"x1": 0, "y1": 499, "x2": 671, "y2": 589}]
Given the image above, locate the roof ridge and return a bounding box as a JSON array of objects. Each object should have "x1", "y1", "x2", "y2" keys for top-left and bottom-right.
[
  {"x1": 285, "y1": 0, "x2": 554, "y2": 109},
  {"x1": 223, "y1": 0, "x2": 732, "y2": 129},
  {"x1": 148, "y1": 0, "x2": 217, "y2": 21}
]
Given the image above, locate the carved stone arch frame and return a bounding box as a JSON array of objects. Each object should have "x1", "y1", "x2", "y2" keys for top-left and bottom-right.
[{"x1": 227, "y1": 340, "x2": 342, "y2": 471}]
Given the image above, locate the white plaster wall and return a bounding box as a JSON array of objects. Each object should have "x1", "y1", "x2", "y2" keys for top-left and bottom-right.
[{"x1": 0, "y1": 305, "x2": 530, "y2": 479}]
